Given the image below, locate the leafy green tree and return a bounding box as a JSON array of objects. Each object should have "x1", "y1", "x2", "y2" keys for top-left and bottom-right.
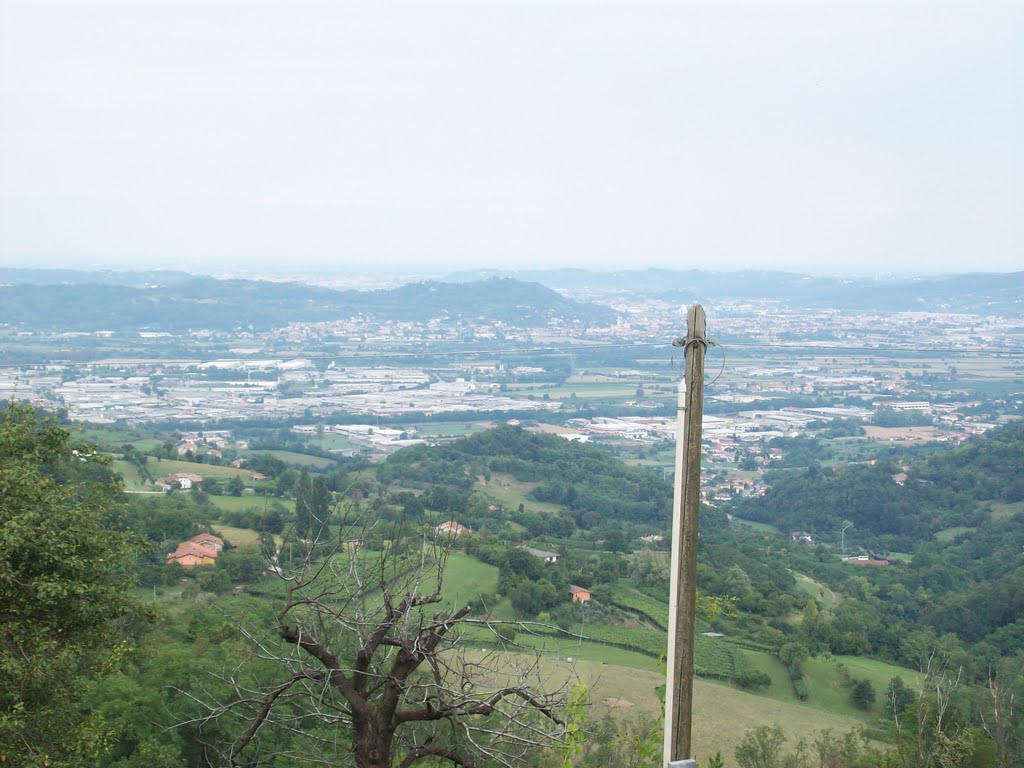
[
  {"x1": 779, "y1": 642, "x2": 809, "y2": 677},
  {"x1": 0, "y1": 403, "x2": 146, "y2": 765},
  {"x1": 887, "y1": 677, "x2": 915, "y2": 714},
  {"x1": 294, "y1": 468, "x2": 329, "y2": 540},
  {"x1": 850, "y1": 678, "x2": 877, "y2": 710},
  {"x1": 734, "y1": 725, "x2": 787, "y2": 768}
]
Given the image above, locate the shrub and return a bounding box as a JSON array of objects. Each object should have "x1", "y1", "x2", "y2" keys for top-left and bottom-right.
[{"x1": 735, "y1": 669, "x2": 772, "y2": 691}]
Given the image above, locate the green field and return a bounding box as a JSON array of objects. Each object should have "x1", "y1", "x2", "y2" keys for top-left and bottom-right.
[
  {"x1": 246, "y1": 449, "x2": 336, "y2": 469},
  {"x1": 990, "y1": 500, "x2": 1024, "y2": 521},
  {"x1": 736, "y1": 648, "x2": 920, "y2": 720},
  {"x1": 728, "y1": 515, "x2": 780, "y2": 534},
  {"x1": 478, "y1": 473, "x2": 567, "y2": 515},
  {"x1": 804, "y1": 655, "x2": 921, "y2": 719},
  {"x1": 308, "y1": 434, "x2": 361, "y2": 451},
  {"x1": 128, "y1": 438, "x2": 167, "y2": 452},
  {"x1": 112, "y1": 459, "x2": 150, "y2": 491},
  {"x1": 437, "y1": 552, "x2": 500, "y2": 606},
  {"x1": 75, "y1": 425, "x2": 138, "y2": 445},
  {"x1": 211, "y1": 524, "x2": 285, "y2": 549},
  {"x1": 209, "y1": 495, "x2": 279, "y2": 513},
  {"x1": 461, "y1": 644, "x2": 870, "y2": 760},
  {"x1": 145, "y1": 457, "x2": 253, "y2": 479},
  {"x1": 935, "y1": 526, "x2": 974, "y2": 542},
  {"x1": 793, "y1": 573, "x2": 839, "y2": 613}
]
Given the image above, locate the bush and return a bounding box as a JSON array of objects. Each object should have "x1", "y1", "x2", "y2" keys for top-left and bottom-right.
[
  {"x1": 735, "y1": 669, "x2": 772, "y2": 691},
  {"x1": 792, "y1": 677, "x2": 809, "y2": 701},
  {"x1": 850, "y1": 678, "x2": 876, "y2": 710}
]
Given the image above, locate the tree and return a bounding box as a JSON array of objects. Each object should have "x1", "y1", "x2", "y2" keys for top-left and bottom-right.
[
  {"x1": 889, "y1": 657, "x2": 974, "y2": 768},
  {"x1": 779, "y1": 642, "x2": 809, "y2": 677},
  {"x1": 734, "y1": 725, "x2": 787, "y2": 768},
  {"x1": 887, "y1": 677, "x2": 915, "y2": 714},
  {"x1": 979, "y1": 659, "x2": 1024, "y2": 768},
  {"x1": 294, "y1": 468, "x2": 329, "y2": 539},
  {"x1": 0, "y1": 403, "x2": 145, "y2": 765},
  {"x1": 226, "y1": 475, "x2": 245, "y2": 496},
  {"x1": 187, "y1": 504, "x2": 573, "y2": 767},
  {"x1": 850, "y1": 679, "x2": 877, "y2": 711}
]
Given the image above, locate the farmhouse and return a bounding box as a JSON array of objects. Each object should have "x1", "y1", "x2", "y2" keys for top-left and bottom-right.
[
  {"x1": 189, "y1": 532, "x2": 224, "y2": 553},
  {"x1": 569, "y1": 585, "x2": 591, "y2": 602},
  {"x1": 157, "y1": 472, "x2": 204, "y2": 490},
  {"x1": 166, "y1": 533, "x2": 225, "y2": 568},
  {"x1": 435, "y1": 521, "x2": 471, "y2": 537},
  {"x1": 520, "y1": 546, "x2": 559, "y2": 564}
]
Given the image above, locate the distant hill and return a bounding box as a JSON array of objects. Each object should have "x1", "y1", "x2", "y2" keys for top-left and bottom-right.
[
  {"x1": 445, "y1": 268, "x2": 1024, "y2": 315},
  {"x1": 0, "y1": 275, "x2": 616, "y2": 333},
  {"x1": 0, "y1": 268, "x2": 194, "y2": 288},
  {"x1": 732, "y1": 419, "x2": 1024, "y2": 550},
  {"x1": 378, "y1": 424, "x2": 673, "y2": 526}
]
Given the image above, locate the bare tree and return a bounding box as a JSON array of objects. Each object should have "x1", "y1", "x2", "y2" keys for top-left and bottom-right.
[
  {"x1": 980, "y1": 661, "x2": 1023, "y2": 768},
  {"x1": 890, "y1": 655, "x2": 973, "y2": 768},
  {"x1": 181, "y1": 505, "x2": 574, "y2": 768}
]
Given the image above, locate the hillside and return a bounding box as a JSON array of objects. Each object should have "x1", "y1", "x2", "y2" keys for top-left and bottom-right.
[
  {"x1": 447, "y1": 267, "x2": 1024, "y2": 315},
  {"x1": 0, "y1": 275, "x2": 616, "y2": 332},
  {"x1": 729, "y1": 419, "x2": 1024, "y2": 667},
  {"x1": 733, "y1": 419, "x2": 1024, "y2": 549},
  {"x1": 377, "y1": 424, "x2": 673, "y2": 526}
]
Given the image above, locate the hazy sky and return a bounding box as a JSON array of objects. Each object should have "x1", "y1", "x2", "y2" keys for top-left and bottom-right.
[{"x1": 1, "y1": 0, "x2": 1021, "y2": 277}]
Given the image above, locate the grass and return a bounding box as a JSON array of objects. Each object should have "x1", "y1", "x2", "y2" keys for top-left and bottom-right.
[
  {"x1": 477, "y1": 473, "x2": 567, "y2": 515},
  {"x1": 935, "y1": 526, "x2": 974, "y2": 542},
  {"x1": 438, "y1": 552, "x2": 500, "y2": 606},
  {"x1": 689, "y1": 677, "x2": 870, "y2": 762},
  {"x1": 735, "y1": 650, "x2": 919, "y2": 721},
  {"x1": 212, "y1": 525, "x2": 276, "y2": 548},
  {"x1": 209, "y1": 495, "x2": 279, "y2": 513},
  {"x1": 125, "y1": 438, "x2": 166, "y2": 452},
  {"x1": 510, "y1": 634, "x2": 662, "y2": 673},
  {"x1": 728, "y1": 515, "x2": 780, "y2": 535},
  {"x1": 990, "y1": 501, "x2": 1024, "y2": 521},
  {"x1": 112, "y1": 460, "x2": 149, "y2": 491},
  {"x1": 75, "y1": 425, "x2": 138, "y2": 445},
  {"x1": 464, "y1": 644, "x2": 871, "y2": 760},
  {"x1": 308, "y1": 434, "x2": 361, "y2": 451},
  {"x1": 803, "y1": 655, "x2": 921, "y2": 720},
  {"x1": 145, "y1": 457, "x2": 252, "y2": 479},
  {"x1": 793, "y1": 573, "x2": 839, "y2": 614},
  {"x1": 246, "y1": 449, "x2": 336, "y2": 469}
]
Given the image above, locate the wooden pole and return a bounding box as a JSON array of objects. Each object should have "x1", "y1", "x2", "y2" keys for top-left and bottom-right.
[{"x1": 664, "y1": 305, "x2": 707, "y2": 766}]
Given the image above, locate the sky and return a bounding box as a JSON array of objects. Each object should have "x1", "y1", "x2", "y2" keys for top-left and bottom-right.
[{"x1": 1, "y1": 0, "x2": 1021, "y2": 278}]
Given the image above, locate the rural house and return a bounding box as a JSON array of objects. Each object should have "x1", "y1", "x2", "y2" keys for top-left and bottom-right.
[
  {"x1": 569, "y1": 585, "x2": 591, "y2": 602},
  {"x1": 520, "y1": 546, "x2": 559, "y2": 564},
  {"x1": 435, "y1": 521, "x2": 471, "y2": 537}
]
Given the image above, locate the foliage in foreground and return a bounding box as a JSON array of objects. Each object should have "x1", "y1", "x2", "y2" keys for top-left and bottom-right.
[{"x1": 0, "y1": 403, "x2": 147, "y2": 766}]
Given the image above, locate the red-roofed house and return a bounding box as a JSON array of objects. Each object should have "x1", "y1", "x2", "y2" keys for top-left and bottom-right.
[
  {"x1": 166, "y1": 533, "x2": 225, "y2": 568},
  {"x1": 435, "y1": 521, "x2": 470, "y2": 537},
  {"x1": 569, "y1": 585, "x2": 591, "y2": 603},
  {"x1": 188, "y1": 533, "x2": 224, "y2": 553}
]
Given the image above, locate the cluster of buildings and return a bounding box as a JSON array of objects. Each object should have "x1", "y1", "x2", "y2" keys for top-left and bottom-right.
[{"x1": 0, "y1": 363, "x2": 561, "y2": 424}]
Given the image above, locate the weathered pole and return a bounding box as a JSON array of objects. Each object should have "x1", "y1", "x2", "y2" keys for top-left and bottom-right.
[{"x1": 664, "y1": 304, "x2": 707, "y2": 768}]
